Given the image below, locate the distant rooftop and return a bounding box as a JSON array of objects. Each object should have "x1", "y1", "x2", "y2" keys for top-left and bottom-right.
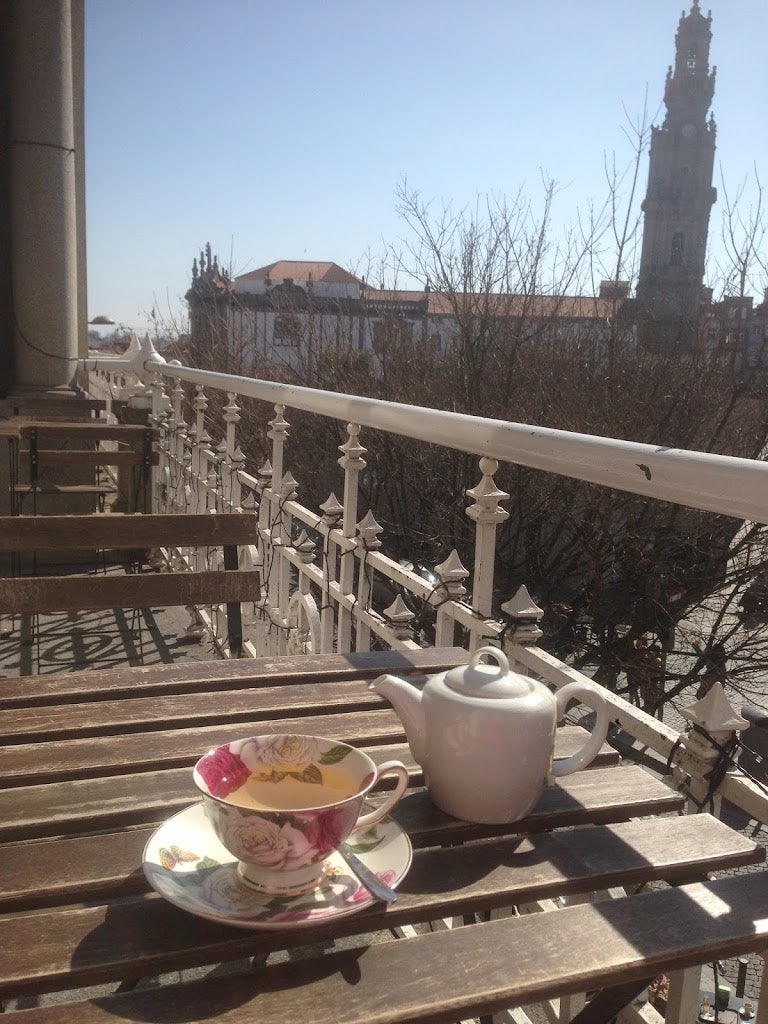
[{"x1": 237, "y1": 261, "x2": 363, "y2": 286}]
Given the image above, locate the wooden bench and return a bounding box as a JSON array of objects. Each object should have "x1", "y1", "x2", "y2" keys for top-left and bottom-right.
[
  {"x1": 10, "y1": 422, "x2": 160, "y2": 514},
  {"x1": 0, "y1": 513, "x2": 260, "y2": 657}
]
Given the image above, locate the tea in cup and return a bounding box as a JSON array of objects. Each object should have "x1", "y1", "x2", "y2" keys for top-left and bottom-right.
[{"x1": 193, "y1": 733, "x2": 409, "y2": 895}]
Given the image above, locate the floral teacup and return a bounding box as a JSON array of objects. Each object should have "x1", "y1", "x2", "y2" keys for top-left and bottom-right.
[{"x1": 193, "y1": 733, "x2": 409, "y2": 895}]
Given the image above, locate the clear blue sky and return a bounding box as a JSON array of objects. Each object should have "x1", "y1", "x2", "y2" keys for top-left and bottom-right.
[{"x1": 85, "y1": 0, "x2": 768, "y2": 333}]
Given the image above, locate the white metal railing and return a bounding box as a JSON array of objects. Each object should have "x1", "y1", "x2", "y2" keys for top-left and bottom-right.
[
  {"x1": 82, "y1": 336, "x2": 768, "y2": 657},
  {"x1": 83, "y1": 336, "x2": 768, "y2": 789},
  {"x1": 83, "y1": 335, "x2": 768, "y2": 523},
  {"x1": 82, "y1": 334, "x2": 768, "y2": 666},
  {"x1": 82, "y1": 335, "x2": 768, "y2": 1024}
]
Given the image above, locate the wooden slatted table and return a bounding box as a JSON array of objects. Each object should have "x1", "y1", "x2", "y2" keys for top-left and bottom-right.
[{"x1": 1, "y1": 647, "x2": 767, "y2": 1024}]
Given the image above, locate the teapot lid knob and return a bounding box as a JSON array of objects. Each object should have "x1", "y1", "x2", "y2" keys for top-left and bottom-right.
[{"x1": 445, "y1": 646, "x2": 531, "y2": 699}]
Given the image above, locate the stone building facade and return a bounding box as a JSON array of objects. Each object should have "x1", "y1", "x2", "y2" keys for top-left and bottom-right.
[{"x1": 185, "y1": 254, "x2": 632, "y2": 374}]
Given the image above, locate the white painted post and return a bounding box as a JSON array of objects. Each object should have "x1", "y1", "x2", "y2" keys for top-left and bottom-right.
[
  {"x1": 383, "y1": 594, "x2": 417, "y2": 643},
  {"x1": 214, "y1": 439, "x2": 227, "y2": 511},
  {"x1": 230, "y1": 446, "x2": 245, "y2": 512},
  {"x1": 665, "y1": 967, "x2": 703, "y2": 1024},
  {"x1": 277, "y1": 472, "x2": 298, "y2": 656},
  {"x1": 337, "y1": 424, "x2": 366, "y2": 653},
  {"x1": 264, "y1": 406, "x2": 289, "y2": 649},
  {"x1": 253, "y1": 459, "x2": 273, "y2": 654},
  {"x1": 432, "y1": 549, "x2": 469, "y2": 648},
  {"x1": 319, "y1": 493, "x2": 344, "y2": 653},
  {"x1": 169, "y1": 378, "x2": 189, "y2": 513},
  {"x1": 676, "y1": 683, "x2": 748, "y2": 816},
  {"x1": 222, "y1": 391, "x2": 241, "y2": 510},
  {"x1": 465, "y1": 456, "x2": 509, "y2": 648},
  {"x1": 149, "y1": 372, "x2": 167, "y2": 513},
  {"x1": 192, "y1": 386, "x2": 208, "y2": 512},
  {"x1": 355, "y1": 509, "x2": 383, "y2": 652},
  {"x1": 180, "y1": 431, "x2": 192, "y2": 515},
  {"x1": 500, "y1": 586, "x2": 544, "y2": 673}
]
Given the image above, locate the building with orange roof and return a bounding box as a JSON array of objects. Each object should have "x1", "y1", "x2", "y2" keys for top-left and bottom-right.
[
  {"x1": 186, "y1": 249, "x2": 634, "y2": 373},
  {"x1": 186, "y1": 6, "x2": 767, "y2": 378}
]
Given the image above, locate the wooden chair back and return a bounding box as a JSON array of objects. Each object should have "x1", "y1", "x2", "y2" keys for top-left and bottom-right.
[
  {"x1": 12, "y1": 423, "x2": 160, "y2": 514},
  {"x1": 10, "y1": 395, "x2": 107, "y2": 420},
  {"x1": 0, "y1": 513, "x2": 260, "y2": 657}
]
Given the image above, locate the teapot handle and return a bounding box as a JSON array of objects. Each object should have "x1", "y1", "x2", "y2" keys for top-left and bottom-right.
[{"x1": 550, "y1": 681, "x2": 611, "y2": 778}]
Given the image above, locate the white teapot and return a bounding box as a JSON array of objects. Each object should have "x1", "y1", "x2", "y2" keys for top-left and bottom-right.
[{"x1": 371, "y1": 646, "x2": 610, "y2": 824}]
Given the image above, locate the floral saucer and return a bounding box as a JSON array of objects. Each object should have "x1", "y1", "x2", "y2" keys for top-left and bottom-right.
[{"x1": 142, "y1": 802, "x2": 412, "y2": 930}]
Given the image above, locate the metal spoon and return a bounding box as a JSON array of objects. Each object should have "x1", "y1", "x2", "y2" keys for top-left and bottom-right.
[{"x1": 337, "y1": 843, "x2": 398, "y2": 903}]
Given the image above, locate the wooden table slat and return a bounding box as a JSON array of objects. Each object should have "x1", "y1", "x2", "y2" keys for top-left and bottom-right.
[
  {"x1": 0, "y1": 681, "x2": 621, "y2": 755},
  {"x1": 0, "y1": 708, "x2": 404, "y2": 786},
  {"x1": 18, "y1": 423, "x2": 161, "y2": 441},
  {"x1": 34, "y1": 449, "x2": 159, "y2": 467},
  {"x1": 1, "y1": 811, "x2": 759, "y2": 919},
  {"x1": 0, "y1": 569, "x2": 260, "y2": 615},
  {"x1": 0, "y1": 681, "x2": 386, "y2": 742},
  {"x1": 0, "y1": 697, "x2": 617, "y2": 786},
  {"x1": 4, "y1": 870, "x2": 768, "y2": 1021},
  {"x1": 0, "y1": 648, "x2": 471, "y2": 708},
  {"x1": 0, "y1": 764, "x2": 681, "y2": 844}
]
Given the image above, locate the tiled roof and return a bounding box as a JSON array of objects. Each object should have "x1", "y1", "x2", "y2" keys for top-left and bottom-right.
[
  {"x1": 364, "y1": 288, "x2": 628, "y2": 320},
  {"x1": 237, "y1": 261, "x2": 364, "y2": 285},
  {"x1": 236, "y1": 260, "x2": 630, "y2": 321}
]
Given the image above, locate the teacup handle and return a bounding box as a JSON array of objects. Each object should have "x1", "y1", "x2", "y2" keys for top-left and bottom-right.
[
  {"x1": 354, "y1": 760, "x2": 409, "y2": 829},
  {"x1": 551, "y1": 682, "x2": 611, "y2": 778}
]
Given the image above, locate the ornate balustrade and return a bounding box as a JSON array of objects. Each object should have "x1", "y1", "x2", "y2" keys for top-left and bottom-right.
[{"x1": 83, "y1": 337, "x2": 768, "y2": 846}]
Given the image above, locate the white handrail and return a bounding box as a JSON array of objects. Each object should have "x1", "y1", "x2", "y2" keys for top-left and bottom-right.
[{"x1": 83, "y1": 343, "x2": 768, "y2": 525}]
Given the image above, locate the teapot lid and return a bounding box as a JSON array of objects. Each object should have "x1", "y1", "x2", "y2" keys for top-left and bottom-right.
[{"x1": 445, "y1": 646, "x2": 531, "y2": 699}]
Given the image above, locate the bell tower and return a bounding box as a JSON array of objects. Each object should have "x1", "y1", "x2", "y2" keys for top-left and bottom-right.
[{"x1": 636, "y1": 2, "x2": 717, "y2": 348}]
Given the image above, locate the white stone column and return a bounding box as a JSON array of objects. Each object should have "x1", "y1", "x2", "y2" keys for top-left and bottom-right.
[{"x1": 10, "y1": 0, "x2": 80, "y2": 389}]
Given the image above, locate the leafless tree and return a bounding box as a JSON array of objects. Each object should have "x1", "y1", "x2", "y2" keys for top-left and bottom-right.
[{"x1": 175, "y1": 117, "x2": 768, "y2": 715}]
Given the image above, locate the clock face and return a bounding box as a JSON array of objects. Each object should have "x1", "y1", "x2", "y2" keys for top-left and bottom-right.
[{"x1": 682, "y1": 123, "x2": 696, "y2": 140}]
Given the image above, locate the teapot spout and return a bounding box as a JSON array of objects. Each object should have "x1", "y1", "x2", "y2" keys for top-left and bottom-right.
[{"x1": 370, "y1": 674, "x2": 427, "y2": 766}]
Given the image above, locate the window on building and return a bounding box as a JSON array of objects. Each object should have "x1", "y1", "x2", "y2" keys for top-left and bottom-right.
[
  {"x1": 273, "y1": 313, "x2": 302, "y2": 346},
  {"x1": 372, "y1": 316, "x2": 413, "y2": 352},
  {"x1": 686, "y1": 46, "x2": 697, "y2": 71}
]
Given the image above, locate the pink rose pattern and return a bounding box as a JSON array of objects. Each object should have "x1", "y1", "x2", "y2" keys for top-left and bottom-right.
[
  {"x1": 296, "y1": 804, "x2": 357, "y2": 860},
  {"x1": 197, "y1": 746, "x2": 251, "y2": 799},
  {"x1": 198, "y1": 736, "x2": 358, "y2": 801},
  {"x1": 217, "y1": 802, "x2": 359, "y2": 870},
  {"x1": 201, "y1": 736, "x2": 369, "y2": 874}
]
